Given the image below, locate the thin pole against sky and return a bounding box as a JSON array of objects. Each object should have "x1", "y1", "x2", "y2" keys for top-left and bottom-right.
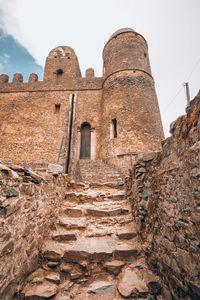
[{"x1": 183, "y1": 82, "x2": 190, "y2": 105}]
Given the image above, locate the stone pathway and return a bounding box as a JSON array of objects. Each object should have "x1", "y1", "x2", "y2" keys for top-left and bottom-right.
[
  {"x1": 78, "y1": 160, "x2": 123, "y2": 183},
  {"x1": 20, "y1": 181, "x2": 161, "y2": 299}
]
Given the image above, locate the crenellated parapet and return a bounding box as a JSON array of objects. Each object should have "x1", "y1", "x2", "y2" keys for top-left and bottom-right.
[
  {"x1": 12, "y1": 72, "x2": 23, "y2": 83},
  {"x1": 0, "y1": 71, "x2": 103, "y2": 92},
  {"x1": 85, "y1": 68, "x2": 95, "y2": 79},
  {"x1": 28, "y1": 73, "x2": 38, "y2": 83},
  {"x1": 0, "y1": 74, "x2": 9, "y2": 84},
  {"x1": 0, "y1": 45, "x2": 103, "y2": 92}
]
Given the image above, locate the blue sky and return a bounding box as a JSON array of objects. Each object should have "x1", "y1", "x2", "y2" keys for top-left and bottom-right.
[
  {"x1": 0, "y1": 28, "x2": 43, "y2": 81},
  {"x1": 0, "y1": 0, "x2": 200, "y2": 137}
]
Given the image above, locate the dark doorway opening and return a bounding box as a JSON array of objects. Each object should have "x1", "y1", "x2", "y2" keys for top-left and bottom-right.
[{"x1": 80, "y1": 123, "x2": 91, "y2": 159}]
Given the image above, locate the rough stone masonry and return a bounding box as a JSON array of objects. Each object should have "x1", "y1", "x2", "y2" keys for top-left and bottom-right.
[
  {"x1": 126, "y1": 92, "x2": 200, "y2": 299},
  {"x1": 0, "y1": 28, "x2": 199, "y2": 299},
  {"x1": 0, "y1": 28, "x2": 164, "y2": 178},
  {"x1": 0, "y1": 94, "x2": 199, "y2": 299}
]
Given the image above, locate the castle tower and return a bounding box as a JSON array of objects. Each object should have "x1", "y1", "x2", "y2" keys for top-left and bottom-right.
[
  {"x1": 44, "y1": 46, "x2": 81, "y2": 84},
  {"x1": 100, "y1": 28, "x2": 164, "y2": 170}
]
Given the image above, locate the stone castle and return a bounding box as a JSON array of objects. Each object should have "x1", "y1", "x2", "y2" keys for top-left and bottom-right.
[
  {"x1": 0, "y1": 28, "x2": 199, "y2": 300},
  {"x1": 0, "y1": 28, "x2": 164, "y2": 179}
]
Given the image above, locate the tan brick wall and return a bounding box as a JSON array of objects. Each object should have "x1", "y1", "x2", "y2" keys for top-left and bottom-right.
[{"x1": 0, "y1": 90, "x2": 71, "y2": 166}]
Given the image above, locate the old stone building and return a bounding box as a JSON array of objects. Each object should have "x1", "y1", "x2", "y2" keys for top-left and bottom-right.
[
  {"x1": 0, "y1": 28, "x2": 164, "y2": 178},
  {"x1": 0, "y1": 28, "x2": 199, "y2": 300}
]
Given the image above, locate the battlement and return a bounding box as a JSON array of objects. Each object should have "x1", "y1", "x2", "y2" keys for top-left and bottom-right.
[{"x1": 0, "y1": 71, "x2": 103, "y2": 92}]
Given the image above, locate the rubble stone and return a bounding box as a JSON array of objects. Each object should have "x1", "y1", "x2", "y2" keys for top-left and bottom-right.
[
  {"x1": 88, "y1": 281, "x2": 115, "y2": 295},
  {"x1": 24, "y1": 282, "x2": 58, "y2": 298}
]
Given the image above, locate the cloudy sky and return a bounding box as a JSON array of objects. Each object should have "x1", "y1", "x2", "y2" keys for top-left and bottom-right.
[{"x1": 0, "y1": 0, "x2": 200, "y2": 137}]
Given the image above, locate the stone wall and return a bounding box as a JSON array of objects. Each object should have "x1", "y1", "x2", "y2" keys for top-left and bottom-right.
[
  {"x1": 0, "y1": 163, "x2": 71, "y2": 299},
  {"x1": 126, "y1": 93, "x2": 200, "y2": 299}
]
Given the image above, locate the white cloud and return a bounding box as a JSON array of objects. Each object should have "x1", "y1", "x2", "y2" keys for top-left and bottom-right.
[
  {"x1": 0, "y1": 0, "x2": 200, "y2": 137},
  {"x1": 3, "y1": 53, "x2": 10, "y2": 59},
  {"x1": 0, "y1": 53, "x2": 10, "y2": 64}
]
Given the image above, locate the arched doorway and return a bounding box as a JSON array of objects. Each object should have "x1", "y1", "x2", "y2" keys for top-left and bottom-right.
[{"x1": 80, "y1": 123, "x2": 91, "y2": 159}]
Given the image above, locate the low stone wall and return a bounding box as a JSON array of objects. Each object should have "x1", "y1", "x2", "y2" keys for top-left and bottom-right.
[
  {"x1": 0, "y1": 164, "x2": 71, "y2": 299},
  {"x1": 126, "y1": 94, "x2": 200, "y2": 299}
]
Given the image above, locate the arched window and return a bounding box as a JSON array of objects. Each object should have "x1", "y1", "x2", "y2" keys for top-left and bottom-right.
[
  {"x1": 80, "y1": 122, "x2": 91, "y2": 159},
  {"x1": 56, "y1": 69, "x2": 63, "y2": 85}
]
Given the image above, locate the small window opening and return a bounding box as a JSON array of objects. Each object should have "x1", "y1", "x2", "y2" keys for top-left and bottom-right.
[
  {"x1": 144, "y1": 53, "x2": 147, "y2": 57},
  {"x1": 56, "y1": 69, "x2": 63, "y2": 85},
  {"x1": 112, "y1": 118, "x2": 117, "y2": 138},
  {"x1": 68, "y1": 57, "x2": 70, "y2": 59},
  {"x1": 55, "y1": 104, "x2": 61, "y2": 113}
]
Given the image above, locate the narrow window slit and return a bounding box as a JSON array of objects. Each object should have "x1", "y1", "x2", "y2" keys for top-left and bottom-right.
[
  {"x1": 112, "y1": 118, "x2": 117, "y2": 138},
  {"x1": 55, "y1": 104, "x2": 61, "y2": 113},
  {"x1": 56, "y1": 69, "x2": 63, "y2": 85}
]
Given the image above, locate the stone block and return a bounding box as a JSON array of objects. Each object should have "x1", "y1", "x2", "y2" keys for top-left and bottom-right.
[{"x1": 48, "y1": 164, "x2": 63, "y2": 174}]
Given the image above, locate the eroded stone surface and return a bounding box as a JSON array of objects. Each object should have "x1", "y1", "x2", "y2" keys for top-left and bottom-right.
[
  {"x1": 45, "y1": 272, "x2": 60, "y2": 284},
  {"x1": 103, "y1": 260, "x2": 125, "y2": 275},
  {"x1": 118, "y1": 267, "x2": 149, "y2": 297},
  {"x1": 52, "y1": 230, "x2": 77, "y2": 242},
  {"x1": 125, "y1": 95, "x2": 200, "y2": 299},
  {"x1": 88, "y1": 281, "x2": 115, "y2": 295},
  {"x1": 24, "y1": 282, "x2": 58, "y2": 298},
  {"x1": 58, "y1": 217, "x2": 86, "y2": 229},
  {"x1": 42, "y1": 242, "x2": 63, "y2": 261},
  {"x1": 27, "y1": 268, "x2": 44, "y2": 283}
]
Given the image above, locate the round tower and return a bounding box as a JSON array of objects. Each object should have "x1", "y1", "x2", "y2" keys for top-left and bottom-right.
[{"x1": 100, "y1": 28, "x2": 164, "y2": 170}]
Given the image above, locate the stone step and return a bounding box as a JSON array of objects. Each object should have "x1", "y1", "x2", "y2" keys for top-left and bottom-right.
[
  {"x1": 52, "y1": 230, "x2": 77, "y2": 242},
  {"x1": 64, "y1": 191, "x2": 110, "y2": 203},
  {"x1": 42, "y1": 237, "x2": 141, "y2": 264},
  {"x1": 80, "y1": 172, "x2": 120, "y2": 176},
  {"x1": 62, "y1": 203, "x2": 130, "y2": 219},
  {"x1": 85, "y1": 228, "x2": 114, "y2": 237},
  {"x1": 85, "y1": 207, "x2": 129, "y2": 217},
  {"x1": 57, "y1": 217, "x2": 87, "y2": 230},
  {"x1": 63, "y1": 194, "x2": 126, "y2": 208},
  {"x1": 107, "y1": 192, "x2": 125, "y2": 200},
  {"x1": 81, "y1": 174, "x2": 121, "y2": 179},
  {"x1": 80, "y1": 173, "x2": 121, "y2": 178},
  {"x1": 84, "y1": 215, "x2": 133, "y2": 231},
  {"x1": 78, "y1": 160, "x2": 123, "y2": 184},
  {"x1": 92, "y1": 199, "x2": 127, "y2": 206},
  {"x1": 64, "y1": 207, "x2": 83, "y2": 217},
  {"x1": 89, "y1": 182, "x2": 123, "y2": 189},
  {"x1": 116, "y1": 230, "x2": 137, "y2": 240}
]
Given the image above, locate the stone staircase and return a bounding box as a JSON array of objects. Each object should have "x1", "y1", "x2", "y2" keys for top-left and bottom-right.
[
  {"x1": 77, "y1": 160, "x2": 123, "y2": 184},
  {"x1": 18, "y1": 182, "x2": 162, "y2": 299}
]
